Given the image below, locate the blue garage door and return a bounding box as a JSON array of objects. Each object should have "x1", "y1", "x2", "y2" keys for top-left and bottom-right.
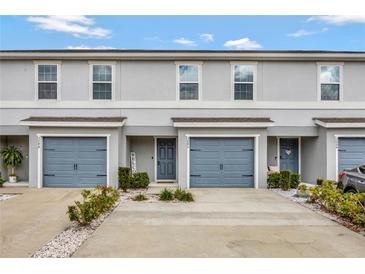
[
  {"x1": 190, "y1": 137, "x2": 254, "y2": 188},
  {"x1": 338, "y1": 137, "x2": 365, "y2": 172},
  {"x1": 43, "y1": 137, "x2": 107, "y2": 188}
]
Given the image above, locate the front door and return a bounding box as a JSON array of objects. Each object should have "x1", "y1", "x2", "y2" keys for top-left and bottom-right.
[
  {"x1": 280, "y1": 138, "x2": 299, "y2": 173},
  {"x1": 157, "y1": 138, "x2": 176, "y2": 180}
]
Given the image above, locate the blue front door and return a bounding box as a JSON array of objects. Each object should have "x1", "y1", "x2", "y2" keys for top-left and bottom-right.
[
  {"x1": 280, "y1": 138, "x2": 299, "y2": 173},
  {"x1": 157, "y1": 138, "x2": 176, "y2": 180}
]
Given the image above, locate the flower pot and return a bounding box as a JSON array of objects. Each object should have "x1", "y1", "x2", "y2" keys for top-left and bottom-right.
[{"x1": 8, "y1": 176, "x2": 17, "y2": 183}]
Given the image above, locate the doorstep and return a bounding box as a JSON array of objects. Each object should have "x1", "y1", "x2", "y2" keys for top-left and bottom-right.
[
  {"x1": 3, "y1": 181, "x2": 29, "y2": 187},
  {"x1": 147, "y1": 182, "x2": 178, "y2": 194}
]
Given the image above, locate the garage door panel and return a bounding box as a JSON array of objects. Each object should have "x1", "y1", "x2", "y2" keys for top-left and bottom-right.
[
  {"x1": 190, "y1": 137, "x2": 254, "y2": 188},
  {"x1": 338, "y1": 138, "x2": 365, "y2": 173},
  {"x1": 43, "y1": 137, "x2": 107, "y2": 188}
]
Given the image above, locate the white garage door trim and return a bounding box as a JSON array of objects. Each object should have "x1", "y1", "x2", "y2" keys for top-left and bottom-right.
[
  {"x1": 36, "y1": 133, "x2": 111, "y2": 188},
  {"x1": 185, "y1": 134, "x2": 260, "y2": 189},
  {"x1": 335, "y1": 134, "x2": 365, "y2": 180}
]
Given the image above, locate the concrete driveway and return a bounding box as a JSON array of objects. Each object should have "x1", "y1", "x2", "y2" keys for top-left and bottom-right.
[
  {"x1": 0, "y1": 187, "x2": 81, "y2": 258},
  {"x1": 74, "y1": 189, "x2": 365, "y2": 258}
]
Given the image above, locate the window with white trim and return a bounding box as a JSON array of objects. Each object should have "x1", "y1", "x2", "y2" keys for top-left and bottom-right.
[
  {"x1": 178, "y1": 64, "x2": 200, "y2": 100},
  {"x1": 37, "y1": 64, "x2": 59, "y2": 99},
  {"x1": 92, "y1": 64, "x2": 113, "y2": 100},
  {"x1": 233, "y1": 64, "x2": 255, "y2": 100},
  {"x1": 319, "y1": 65, "x2": 341, "y2": 101}
]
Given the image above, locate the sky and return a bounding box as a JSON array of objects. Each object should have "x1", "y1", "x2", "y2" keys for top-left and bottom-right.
[{"x1": 0, "y1": 15, "x2": 364, "y2": 50}]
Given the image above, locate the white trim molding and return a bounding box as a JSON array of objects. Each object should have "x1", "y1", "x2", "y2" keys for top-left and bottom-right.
[
  {"x1": 88, "y1": 61, "x2": 116, "y2": 101},
  {"x1": 230, "y1": 61, "x2": 258, "y2": 101},
  {"x1": 175, "y1": 62, "x2": 203, "y2": 101},
  {"x1": 185, "y1": 134, "x2": 260, "y2": 189},
  {"x1": 317, "y1": 62, "x2": 344, "y2": 102},
  {"x1": 34, "y1": 61, "x2": 62, "y2": 101},
  {"x1": 36, "y1": 133, "x2": 111, "y2": 188}
]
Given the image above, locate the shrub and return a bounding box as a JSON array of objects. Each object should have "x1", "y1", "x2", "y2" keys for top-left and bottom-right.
[
  {"x1": 159, "y1": 188, "x2": 174, "y2": 201},
  {"x1": 308, "y1": 180, "x2": 365, "y2": 226},
  {"x1": 316, "y1": 177, "x2": 324, "y2": 186},
  {"x1": 174, "y1": 188, "x2": 194, "y2": 202},
  {"x1": 129, "y1": 172, "x2": 150, "y2": 189},
  {"x1": 1, "y1": 145, "x2": 23, "y2": 175},
  {"x1": 132, "y1": 193, "x2": 148, "y2": 201},
  {"x1": 0, "y1": 172, "x2": 5, "y2": 186},
  {"x1": 280, "y1": 170, "x2": 291, "y2": 191},
  {"x1": 67, "y1": 185, "x2": 120, "y2": 226},
  {"x1": 267, "y1": 172, "x2": 281, "y2": 188},
  {"x1": 118, "y1": 167, "x2": 131, "y2": 191},
  {"x1": 290, "y1": 173, "x2": 301, "y2": 189}
]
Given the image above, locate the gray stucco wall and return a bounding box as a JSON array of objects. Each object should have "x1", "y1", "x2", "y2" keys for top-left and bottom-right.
[
  {"x1": 177, "y1": 128, "x2": 268, "y2": 189},
  {"x1": 267, "y1": 136, "x2": 278, "y2": 167},
  {"x1": 28, "y1": 127, "x2": 120, "y2": 188},
  {"x1": 129, "y1": 136, "x2": 155, "y2": 181}
]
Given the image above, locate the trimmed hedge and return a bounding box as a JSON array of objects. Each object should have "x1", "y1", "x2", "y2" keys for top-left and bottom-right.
[
  {"x1": 129, "y1": 172, "x2": 150, "y2": 189},
  {"x1": 267, "y1": 170, "x2": 301, "y2": 190},
  {"x1": 118, "y1": 167, "x2": 131, "y2": 191}
]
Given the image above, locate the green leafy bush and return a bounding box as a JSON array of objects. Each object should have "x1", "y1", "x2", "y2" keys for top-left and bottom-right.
[
  {"x1": 129, "y1": 172, "x2": 150, "y2": 189},
  {"x1": 1, "y1": 145, "x2": 23, "y2": 176},
  {"x1": 280, "y1": 170, "x2": 291, "y2": 191},
  {"x1": 174, "y1": 188, "x2": 194, "y2": 202},
  {"x1": 290, "y1": 173, "x2": 301, "y2": 189},
  {"x1": 159, "y1": 188, "x2": 174, "y2": 201},
  {"x1": 132, "y1": 193, "x2": 148, "y2": 201},
  {"x1": 267, "y1": 172, "x2": 281, "y2": 188},
  {"x1": 316, "y1": 177, "x2": 324, "y2": 186},
  {"x1": 67, "y1": 185, "x2": 120, "y2": 226},
  {"x1": 118, "y1": 167, "x2": 131, "y2": 191},
  {"x1": 0, "y1": 172, "x2": 5, "y2": 186},
  {"x1": 308, "y1": 181, "x2": 365, "y2": 226}
]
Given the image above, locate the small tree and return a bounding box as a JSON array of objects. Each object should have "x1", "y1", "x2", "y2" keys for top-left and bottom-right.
[{"x1": 1, "y1": 145, "x2": 23, "y2": 176}]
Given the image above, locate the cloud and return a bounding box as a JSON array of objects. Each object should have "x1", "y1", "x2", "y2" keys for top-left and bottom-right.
[
  {"x1": 200, "y1": 33, "x2": 214, "y2": 43},
  {"x1": 173, "y1": 37, "x2": 197, "y2": 47},
  {"x1": 66, "y1": 45, "x2": 115, "y2": 49},
  {"x1": 27, "y1": 15, "x2": 111, "y2": 38},
  {"x1": 288, "y1": 27, "x2": 328, "y2": 38},
  {"x1": 307, "y1": 15, "x2": 365, "y2": 25},
  {"x1": 223, "y1": 37, "x2": 262, "y2": 50}
]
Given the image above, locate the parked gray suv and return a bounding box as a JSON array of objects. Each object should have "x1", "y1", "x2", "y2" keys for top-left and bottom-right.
[{"x1": 338, "y1": 164, "x2": 365, "y2": 193}]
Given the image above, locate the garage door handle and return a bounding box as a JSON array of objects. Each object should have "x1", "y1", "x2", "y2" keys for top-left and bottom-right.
[
  {"x1": 96, "y1": 174, "x2": 107, "y2": 177},
  {"x1": 190, "y1": 149, "x2": 201, "y2": 151},
  {"x1": 242, "y1": 174, "x2": 253, "y2": 177},
  {"x1": 190, "y1": 174, "x2": 201, "y2": 177},
  {"x1": 96, "y1": 149, "x2": 106, "y2": 151},
  {"x1": 338, "y1": 149, "x2": 346, "y2": 152},
  {"x1": 44, "y1": 174, "x2": 55, "y2": 176},
  {"x1": 242, "y1": 149, "x2": 254, "y2": 151}
]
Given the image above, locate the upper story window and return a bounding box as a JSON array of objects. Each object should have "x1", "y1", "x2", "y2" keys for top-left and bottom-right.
[
  {"x1": 318, "y1": 63, "x2": 343, "y2": 101},
  {"x1": 89, "y1": 62, "x2": 115, "y2": 100},
  {"x1": 176, "y1": 63, "x2": 202, "y2": 100},
  {"x1": 231, "y1": 63, "x2": 257, "y2": 100},
  {"x1": 35, "y1": 62, "x2": 60, "y2": 100}
]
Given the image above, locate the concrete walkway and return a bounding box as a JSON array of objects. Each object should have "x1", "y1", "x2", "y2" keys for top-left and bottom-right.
[
  {"x1": 0, "y1": 187, "x2": 81, "y2": 258},
  {"x1": 75, "y1": 189, "x2": 365, "y2": 258}
]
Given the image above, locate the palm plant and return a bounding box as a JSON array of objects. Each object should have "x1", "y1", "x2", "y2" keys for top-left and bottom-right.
[{"x1": 2, "y1": 145, "x2": 23, "y2": 176}]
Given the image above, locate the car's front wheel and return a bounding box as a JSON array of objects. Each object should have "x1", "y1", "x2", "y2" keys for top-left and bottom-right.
[{"x1": 344, "y1": 188, "x2": 357, "y2": 194}]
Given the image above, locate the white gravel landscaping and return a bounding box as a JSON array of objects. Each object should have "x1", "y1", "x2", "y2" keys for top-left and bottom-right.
[
  {"x1": 31, "y1": 189, "x2": 161, "y2": 258},
  {"x1": 0, "y1": 193, "x2": 18, "y2": 201}
]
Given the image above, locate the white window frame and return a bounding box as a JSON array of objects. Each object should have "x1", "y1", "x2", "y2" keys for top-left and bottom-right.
[
  {"x1": 34, "y1": 61, "x2": 61, "y2": 101},
  {"x1": 175, "y1": 61, "x2": 202, "y2": 101},
  {"x1": 231, "y1": 62, "x2": 257, "y2": 101},
  {"x1": 317, "y1": 62, "x2": 344, "y2": 102},
  {"x1": 89, "y1": 61, "x2": 116, "y2": 101}
]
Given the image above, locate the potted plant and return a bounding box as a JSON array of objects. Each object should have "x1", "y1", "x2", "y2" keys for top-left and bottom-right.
[{"x1": 1, "y1": 145, "x2": 23, "y2": 183}]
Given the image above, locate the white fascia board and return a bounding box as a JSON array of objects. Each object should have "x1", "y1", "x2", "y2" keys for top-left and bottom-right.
[
  {"x1": 314, "y1": 119, "x2": 365, "y2": 128},
  {"x1": 2, "y1": 100, "x2": 365, "y2": 110},
  {"x1": 19, "y1": 121, "x2": 126, "y2": 127},
  {"x1": 173, "y1": 122, "x2": 274, "y2": 128}
]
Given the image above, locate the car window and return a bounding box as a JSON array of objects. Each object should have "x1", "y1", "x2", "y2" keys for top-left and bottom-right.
[{"x1": 359, "y1": 166, "x2": 365, "y2": 174}]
